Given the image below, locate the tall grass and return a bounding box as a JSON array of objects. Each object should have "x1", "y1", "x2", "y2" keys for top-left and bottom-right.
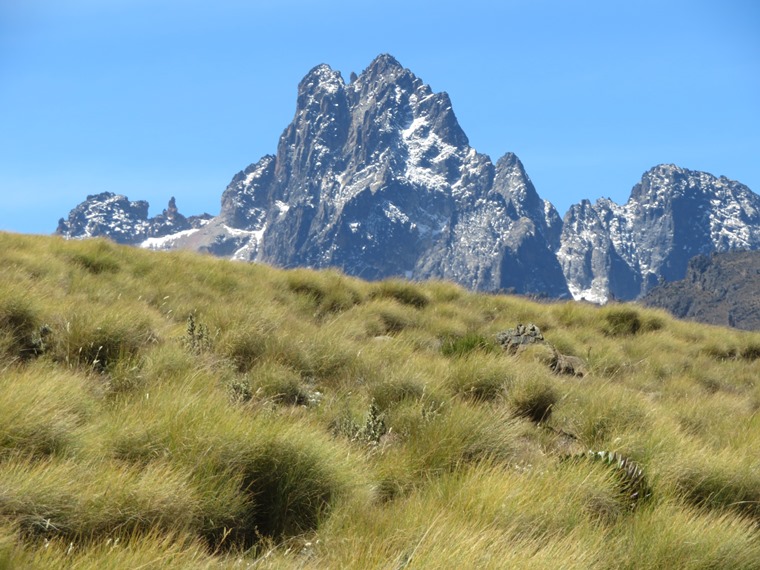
[{"x1": 0, "y1": 231, "x2": 759, "y2": 568}]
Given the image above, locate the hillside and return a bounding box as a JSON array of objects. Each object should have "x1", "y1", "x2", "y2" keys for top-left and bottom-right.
[
  {"x1": 1, "y1": 232, "x2": 760, "y2": 568},
  {"x1": 642, "y1": 250, "x2": 760, "y2": 331}
]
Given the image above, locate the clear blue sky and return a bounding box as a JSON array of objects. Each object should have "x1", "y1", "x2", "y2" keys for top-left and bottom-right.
[{"x1": 1, "y1": 0, "x2": 758, "y2": 235}]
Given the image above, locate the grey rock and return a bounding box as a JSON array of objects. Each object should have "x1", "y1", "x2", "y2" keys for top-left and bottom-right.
[
  {"x1": 56, "y1": 193, "x2": 210, "y2": 245},
  {"x1": 496, "y1": 323, "x2": 546, "y2": 354},
  {"x1": 558, "y1": 165, "x2": 760, "y2": 302},
  {"x1": 641, "y1": 250, "x2": 760, "y2": 331},
  {"x1": 56, "y1": 57, "x2": 760, "y2": 304},
  {"x1": 157, "y1": 54, "x2": 570, "y2": 296}
]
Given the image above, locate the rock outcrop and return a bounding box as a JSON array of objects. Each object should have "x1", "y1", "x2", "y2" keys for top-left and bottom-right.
[{"x1": 56, "y1": 56, "x2": 760, "y2": 303}]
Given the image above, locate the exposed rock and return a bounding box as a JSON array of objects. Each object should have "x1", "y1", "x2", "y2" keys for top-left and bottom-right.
[
  {"x1": 496, "y1": 323, "x2": 546, "y2": 354},
  {"x1": 55, "y1": 56, "x2": 760, "y2": 303},
  {"x1": 558, "y1": 165, "x2": 760, "y2": 302},
  {"x1": 497, "y1": 323, "x2": 586, "y2": 377},
  {"x1": 56, "y1": 193, "x2": 211, "y2": 246},
  {"x1": 56, "y1": 192, "x2": 152, "y2": 244},
  {"x1": 641, "y1": 250, "x2": 760, "y2": 330}
]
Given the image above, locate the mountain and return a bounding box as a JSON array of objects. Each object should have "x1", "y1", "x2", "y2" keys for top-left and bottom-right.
[
  {"x1": 558, "y1": 165, "x2": 760, "y2": 303},
  {"x1": 641, "y1": 250, "x2": 760, "y2": 330},
  {"x1": 56, "y1": 193, "x2": 212, "y2": 245},
  {"x1": 56, "y1": 55, "x2": 760, "y2": 302}
]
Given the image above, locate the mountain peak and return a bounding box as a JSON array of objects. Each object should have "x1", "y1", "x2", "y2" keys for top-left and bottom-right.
[
  {"x1": 299, "y1": 64, "x2": 344, "y2": 96},
  {"x1": 354, "y1": 54, "x2": 412, "y2": 91},
  {"x1": 495, "y1": 152, "x2": 525, "y2": 173},
  {"x1": 55, "y1": 55, "x2": 758, "y2": 306},
  {"x1": 366, "y1": 53, "x2": 404, "y2": 74}
]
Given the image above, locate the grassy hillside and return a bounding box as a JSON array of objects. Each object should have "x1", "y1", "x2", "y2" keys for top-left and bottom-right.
[{"x1": 1, "y1": 231, "x2": 759, "y2": 569}]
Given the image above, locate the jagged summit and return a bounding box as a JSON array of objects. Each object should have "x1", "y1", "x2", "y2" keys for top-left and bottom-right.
[
  {"x1": 56, "y1": 193, "x2": 211, "y2": 245},
  {"x1": 557, "y1": 164, "x2": 760, "y2": 303},
  {"x1": 56, "y1": 55, "x2": 759, "y2": 303},
  {"x1": 366, "y1": 53, "x2": 403, "y2": 72}
]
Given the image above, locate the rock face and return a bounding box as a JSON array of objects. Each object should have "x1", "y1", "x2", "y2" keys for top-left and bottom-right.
[
  {"x1": 641, "y1": 250, "x2": 760, "y2": 330},
  {"x1": 56, "y1": 193, "x2": 211, "y2": 245},
  {"x1": 206, "y1": 55, "x2": 570, "y2": 297},
  {"x1": 557, "y1": 165, "x2": 760, "y2": 303},
  {"x1": 56, "y1": 55, "x2": 760, "y2": 302}
]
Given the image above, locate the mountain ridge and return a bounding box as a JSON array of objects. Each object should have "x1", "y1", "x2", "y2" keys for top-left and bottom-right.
[
  {"x1": 641, "y1": 250, "x2": 760, "y2": 330},
  {"x1": 56, "y1": 54, "x2": 760, "y2": 302}
]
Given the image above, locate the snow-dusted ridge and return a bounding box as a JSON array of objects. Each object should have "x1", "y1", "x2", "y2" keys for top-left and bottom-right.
[{"x1": 56, "y1": 57, "x2": 760, "y2": 303}]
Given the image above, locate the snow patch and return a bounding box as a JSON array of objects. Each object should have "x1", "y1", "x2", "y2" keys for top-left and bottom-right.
[{"x1": 140, "y1": 228, "x2": 199, "y2": 250}]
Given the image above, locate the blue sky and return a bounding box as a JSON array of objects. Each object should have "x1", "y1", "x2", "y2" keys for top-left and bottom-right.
[{"x1": 1, "y1": 0, "x2": 758, "y2": 235}]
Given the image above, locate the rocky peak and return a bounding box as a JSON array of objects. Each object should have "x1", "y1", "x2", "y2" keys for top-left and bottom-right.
[
  {"x1": 560, "y1": 165, "x2": 760, "y2": 302},
  {"x1": 354, "y1": 54, "x2": 407, "y2": 88},
  {"x1": 493, "y1": 152, "x2": 562, "y2": 248},
  {"x1": 56, "y1": 192, "x2": 150, "y2": 244},
  {"x1": 55, "y1": 55, "x2": 758, "y2": 305},
  {"x1": 165, "y1": 197, "x2": 179, "y2": 218},
  {"x1": 296, "y1": 64, "x2": 346, "y2": 108},
  {"x1": 56, "y1": 192, "x2": 209, "y2": 244}
]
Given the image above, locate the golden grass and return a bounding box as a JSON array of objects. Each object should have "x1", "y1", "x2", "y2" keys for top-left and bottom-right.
[{"x1": 0, "y1": 231, "x2": 759, "y2": 568}]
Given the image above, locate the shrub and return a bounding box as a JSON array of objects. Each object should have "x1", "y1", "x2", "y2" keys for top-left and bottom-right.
[
  {"x1": 602, "y1": 307, "x2": 642, "y2": 336},
  {"x1": 447, "y1": 355, "x2": 513, "y2": 402},
  {"x1": 183, "y1": 314, "x2": 212, "y2": 354},
  {"x1": 0, "y1": 298, "x2": 46, "y2": 362},
  {"x1": 370, "y1": 377, "x2": 425, "y2": 411},
  {"x1": 507, "y1": 373, "x2": 558, "y2": 423},
  {"x1": 440, "y1": 332, "x2": 497, "y2": 358},
  {"x1": 370, "y1": 280, "x2": 430, "y2": 309}
]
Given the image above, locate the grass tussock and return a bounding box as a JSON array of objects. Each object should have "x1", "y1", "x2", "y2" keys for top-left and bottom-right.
[{"x1": 0, "y1": 231, "x2": 759, "y2": 568}]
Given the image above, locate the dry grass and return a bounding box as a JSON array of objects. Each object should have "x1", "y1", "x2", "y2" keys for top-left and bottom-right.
[{"x1": 0, "y1": 231, "x2": 759, "y2": 568}]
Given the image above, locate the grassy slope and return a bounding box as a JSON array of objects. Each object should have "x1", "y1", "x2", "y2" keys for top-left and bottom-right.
[{"x1": 0, "y1": 231, "x2": 759, "y2": 569}]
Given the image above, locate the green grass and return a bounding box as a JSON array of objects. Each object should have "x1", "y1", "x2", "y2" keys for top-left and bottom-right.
[{"x1": 1, "y1": 231, "x2": 759, "y2": 568}]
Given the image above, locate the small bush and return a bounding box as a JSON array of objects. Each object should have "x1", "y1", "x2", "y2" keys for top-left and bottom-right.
[
  {"x1": 507, "y1": 373, "x2": 558, "y2": 423},
  {"x1": 0, "y1": 299, "x2": 46, "y2": 361},
  {"x1": 370, "y1": 378, "x2": 425, "y2": 411},
  {"x1": 440, "y1": 332, "x2": 497, "y2": 358},
  {"x1": 183, "y1": 314, "x2": 212, "y2": 354},
  {"x1": 371, "y1": 280, "x2": 430, "y2": 309},
  {"x1": 447, "y1": 355, "x2": 513, "y2": 402},
  {"x1": 227, "y1": 377, "x2": 254, "y2": 404},
  {"x1": 330, "y1": 400, "x2": 388, "y2": 446},
  {"x1": 602, "y1": 307, "x2": 641, "y2": 336}
]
